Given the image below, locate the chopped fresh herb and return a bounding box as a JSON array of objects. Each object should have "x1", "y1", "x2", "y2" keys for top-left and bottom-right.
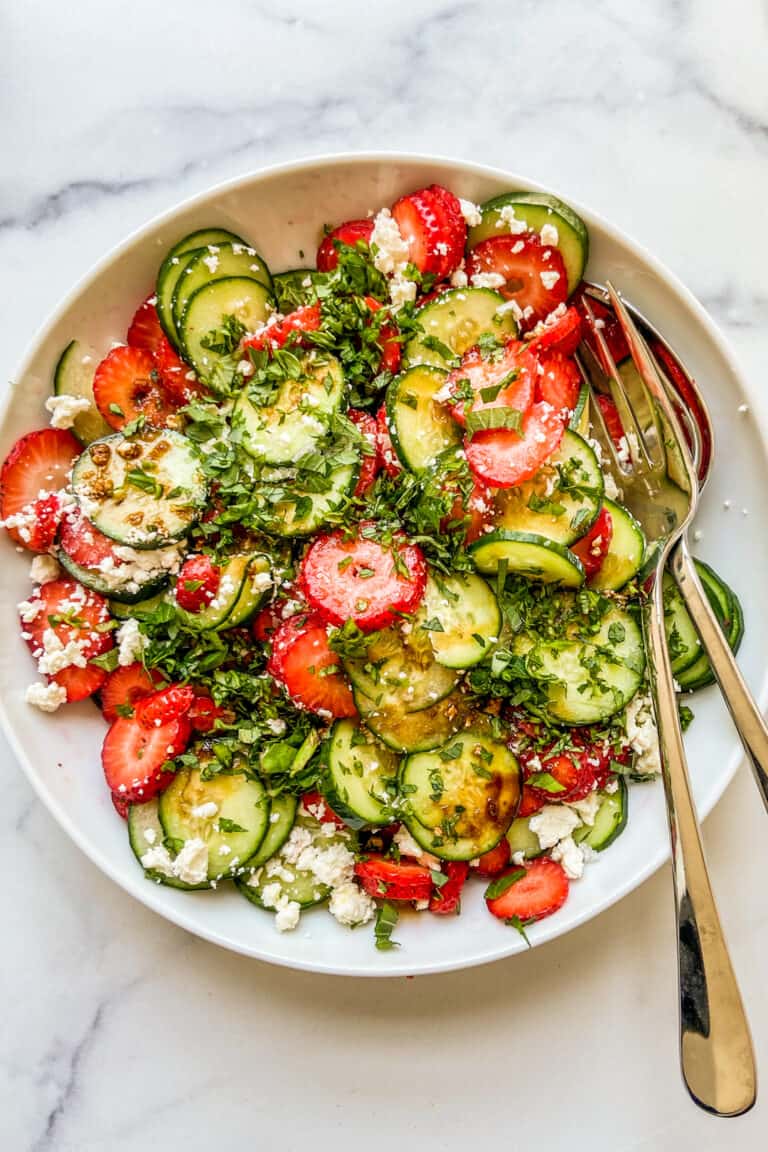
[
  {"x1": 217, "y1": 817, "x2": 247, "y2": 833},
  {"x1": 527, "y1": 771, "x2": 567, "y2": 794},
  {"x1": 484, "y1": 868, "x2": 526, "y2": 900},
  {"x1": 374, "y1": 901, "x2": 400, "y2": 950}
]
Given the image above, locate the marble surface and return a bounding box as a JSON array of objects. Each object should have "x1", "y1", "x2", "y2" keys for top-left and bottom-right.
[{"x1": 2, "y1": 1, "x2": 768, "y2": 1148}]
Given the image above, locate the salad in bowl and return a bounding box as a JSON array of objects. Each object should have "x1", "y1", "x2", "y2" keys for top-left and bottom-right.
[{"x1": 0, "y1": 180, "x2": 743, "y2": 949}]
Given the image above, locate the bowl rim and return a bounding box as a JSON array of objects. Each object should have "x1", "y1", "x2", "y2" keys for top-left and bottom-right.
[{"x1": 2, "y1": 150, "x2": 765, "y2": 976}]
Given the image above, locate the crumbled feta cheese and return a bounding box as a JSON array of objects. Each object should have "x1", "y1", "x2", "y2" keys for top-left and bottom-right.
[
  {"x1": 30, "y1": 554, "x2": 61, "y2": 584},
  {"x1": 470, "y1": 271, "x2": 506, "y2": 290},
  {"x1": 529, "y1": 805, "x2": 582, "y2": 850},
  {"x1": 36, "y1": 628, "x2": 88, "y2": 675},
  {"x1": 45, "y1": 394, "x2": 91, "y2": 429},
  {"x1": 604, "y1": 472, "x2": 622, "y2": 501},
  {"x1": 191, "y1": 801, "x2": 219, "y2": 820},
  {"x1": 540, "y1": 222, "x2": 560, "y2": 247},
  {"x1": 172, "y1": 838, "x2": 209, "y2": 885},
  {"x1": 275, "y1": 901, "x2": 301, "y2": 932},
  {"x1": 450, "y1": 264, "x2": 468, "y2": 288},
  {"x1": 18, "y1": 595, "x2": 45, "y2": 623},
  {"x1": 389, "y1": 274, "x2": 417, "y2": 309},
  {"x1": 143, "y1": 828, "x2": 157, "y2": 846},
  {"x1": 551, "y1": 835, "x2": 586, "y2": 880},
  {"x1": 511, "y1": 850, "x2": 526, "y2": 867},
  {"x1": 370, "y1": 208, "x2": 410, "y2": 276},
  {"x1": 265, "y1": 717, "x2": 287, "y2": 736},
  {"x1": 539, "y1": 270, "x2": 561, "y2": 291},
  {"x1": 458, "y1": 198, "x2": 482, "y2": 227},
  {"x1": 570, "y1": 791, "x2": 601, "y2": 826},
  {"x1": 392, "y1": 825, "x2": 439, "y2": 868},
  {"x1": 25, "y1": 680, "x2": 67, "y2": 712},
  {"x1": 495, "y1": 204, "x2": 527, "y2": 234},
  {"x1": 625, "y1": 692, "x2": 661, "y2": 775},
  {"x1": 115, "y1": 618, "x2": 149, "y2": 667},
  {"x1": 329, "y1": 881, "x2": 375, "y2": 927}
]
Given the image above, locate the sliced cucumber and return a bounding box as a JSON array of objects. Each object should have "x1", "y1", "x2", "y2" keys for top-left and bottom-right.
[
  {"x1": 421, "y1": 572, "x2": 501, "y2": 668},
  {"x1": 128, "y1": 799, "x2": 210, "y2": 890},
  {"x1": 110, "y1": 590, "x2": 167, "y2": 620},
  {"x1": 246, "y1": 793, "x2": 298, "y2": 868},
  {"x1": 402, "y1": 726, "x2": 521, "y2": 861},
  {"x1": 53, "y1": 340, "x2": 112, "y2": 445},
  {"x1": 323, "y1": 719, "x2": 400, "y2": 826},
  {"x1": 662, "y1": 571, "x2": 703, "y2": 677},
  {"x1": 180, "y1": 276, "x2": 273, "y2": 380},
  {"x1": 273, "y1": 268, "x2": 318, "y2": 313},
  {"x1": 71, "y1": 428, "x2": 207, "y2": 548},
  {"x1": 493, "y1": 430, "x2": 603, "y2": 546},
  {"x1": 468, "y1": 191, "x2": 589, "y2": 295},
  {"x1": 505, "y1": 816, "x2": 543, "y2": 860},
  {"x1": 385, "y1": 364, "x2": 460, "y2": 472},
  {"x1": 569, "y1": 379, "x2": 590, "y2": 439},
  {"x1": 156, "y1": 227, "x2": 246, "y2": 345},
  {"x1": 236, "y1": 811, "x2": 356, "y2": 910},
  {"x1": 512, "y1": 600, "x2": 645, "y2": 725},
  {"x1": 574, "y1": 779, "x2": 628, "y2": 851},
  {"x1": 235, "y1": 353, "x2": 345, "y2": 464},
  {"x1": 254, "y1": 456, "x2": 358, "y2": 536},
  {"x1": 224, "y1": 553, "x2": 273, "y2": 628},
  {"x1": 404, "y1": 287, "x2": 518, "y2": 368},
  {"x1": 669, "y1": 560, "x2": 743, "y2": 692},
  {"x1": 158, "y1": 765, "x2": 270, "y2": 880},
  {"x1": 57, "y1": 547, "x2": 172, "y2": 604},
  {"x1": 469, "y1": 530, "x2": 585, "y2": 585},
  {"x1": 173, "y1": 242, "x2": 271, "y2": 332},
  {"x1": 588, "y1": 499, "x2": 645, "y2": 591},
  {"x1": 172, "y1": 553, "x2": 254, "y2": 630},
  {"x1": 344, "y1": 625, "x2": 458, "y2": 713},
  {"x1": 360, "y1": 690, "x2": 467, "y2": 754}
]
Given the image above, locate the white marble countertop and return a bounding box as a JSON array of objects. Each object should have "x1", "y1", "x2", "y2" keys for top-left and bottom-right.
[{"x1": 2, "y1": 1, "x2": 768, "y2": 1148}]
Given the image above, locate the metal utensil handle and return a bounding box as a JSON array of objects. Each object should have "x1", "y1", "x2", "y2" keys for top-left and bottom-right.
[
  {"x1": 671, "y1": 538, "x2": 768, "y2": 814},
  {"x1": 643, "y1": 576, "x2": 755, "y2": 1116}
]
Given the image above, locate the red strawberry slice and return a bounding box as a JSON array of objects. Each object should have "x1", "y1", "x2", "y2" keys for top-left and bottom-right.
[
  {"x1": 187, "y1": 693, "x2": 233, "y2": 733},
  {"x1": 135, "y1": 684, "x2": 195, "y2": 729},
  {"x1": 574, "y1": 291, "x2": 629, "y2": 365},
  {"x1": 534, "y1": 352, "x2": 581, "y2": 416},
  {"x1": 302, "y1": 790, "x2": 347, "y2": 829},
  {"x1": 446, "y1": 341, "x2": 536, "y2": 428},
  {"x1": 243, "y1": 304, "x2": 322, "y2": 353},
  {"x1": 299, "y1": 526, "x2": 427, "y2": 632},
  {"x1": 444, "y1": 480, "x2": 494, "y2": 544},
  {"x1": 485, "y1": 858, "x2": 569, "y2": 922},
  {"x1": 594, "y1": 393, "x2": 625, "y2": 447},
  {"x1": 101, "y1": 663, "x2": 163, "y2": 722},
  {"x1": 391, "y1": 184, "x2": 466, "y2": 279},
  {"x1": 154, "y1": 334, "x2": 201, "y2": 404},
  {"x1": 102, "y1": 714, "x2": 190, "y2": 803},
  {"x1": 571, "y1": 506, "x2": 613, "y2": 578},
  {"x1": 251, "y1": 591, "x2": 306, "y2": 643},
  {"x1": 111, "y1": 791, "x2": 130, "y2": 819},
  {"x1": 126, "y1": 296, "x2": 166, "y2": 357},
  {"x1": 59, "y1": 509, "x2": 122, "y2": 569},
  {"x1": 375, "y1": 405, "x2": 402, "y2": 478},
  {"x1": 316, "y1": 219, "x2": 374, "y2": 272},
  {"x1": 428, "y1": 861, "x2": 469, "y2": 915},
  {"x1": 363, "y1": 296, "x2": 402, "y2": 375},
  {"x1": 467, "y1": 233, "x2": 568, "y2": 330},
  {"x1": 1, "y1": 428, "x2": 80, "y2": 550},
  {"x1": 473, "y1": 838, "x2": 512, "y2": 878},
  {"x1": 22, "y1": 578, "x2": 114, "y2": 702},
  {"x1": 267, "y1": 615, "x2": 357, "y2": 718},
  {"x1": 518, "y1": 785, "x2": 546, "y2": 818},
  {"x1": 347, "y1": 409, "x2": 380, "y2": 497},
  {"x1": 175, "y1": 554, "x2": 221, "y2": 613},
  {"x1": 354, "y1": 855, "x2": 434, "y2": 902},
  {"x1": 465, "y1": 401, "x2": 565, "y2": 488},
  {"x1": 526, "y1": 305, "x2": 583, "y2": 358},
  {"x1": 92, "y1": 345, "x2": 179, "y2": 430}
]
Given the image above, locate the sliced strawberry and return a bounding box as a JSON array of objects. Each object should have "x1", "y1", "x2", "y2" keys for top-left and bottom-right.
[
  {"x1": 526, "y1": 306, "x2": 583, "y2": 358},
  {"x1": 22, "y1": 578, "x2": 114, "y2": 702},
  {"x1": 485, "y1": 858, "x2": 569, "y2": 922},
  {"x1": 175, "y1": 555, "x2": 221, "y2": 613},
  {"x1": 376, "y1": 405, "x2": 402, "y2": 478},
  {"x1": 518, "y1": 785, "x2": 546, "y2": 818},
  {"x1": 1, "y1": 428, "x2": 80, "y2": 550},
  {"x1": 362, "y1": 297, "x2": 402, "y2": 375},
  {"x1": 473, "y1": 838, "x2": 512, "y2": 878},
  {"x1": 467, "y1": 233, "x2": 568, "y2": 330},
  {"x1": 136, "y1": 684, "x2": 195, "y2": 729},
  {"x1": 347, "y1": 409, "x2": 380, "y2": 497},
  {"x1": 300, "y1": 526, "x2": 426, "y2": 632},
  {"x1": 154, "y1": 334, "x2": 201, "y2": 404},
  {"x1": 571, "y1": 506, "x2": 613, "y2": 578},
  {"x1": 187, "y1": 693, "x2": 233, "y2": 733},
  {"x1": 302, "y1": 790, "x2": 347, "y2": 829},
  {"x1": 444, "y1": 480, "x2": 494, "y2": 544},
  {"x1": 126, "y1": 296, "x2": 166, "y2": 357},
  {"x1": 252, "y1": 592, "x2": 306, "y2": 643},
  {"x1": 465, "y1": 402, "x2": 565, "y2": 488},
  {"x1": 534, "y1": 352, "x2": 581, "y2": 416},
  {"x1": 429, "y1": 861, "x2": 469, "y2": 915},
  {"x1": 111, "y1": 791, "x2": 130, "y2": 819},
  {"x1": 316, "y1": 219, "x2": 374, "y2": 272},
  {"x1": 595, "y1": 393, "x2": 625, "y2": 447},
  {"x1": 267, "y1": 615, "x2": 357, "y2": 718},
  {"x1": 101, "y1": 663, "x2": 163, "y2": 722},
  {"x1": 243, "y1": 304, "x2": 322, "y2": 353},
  {"x1": 354, "y1": 854, "x2": 433, "y2": 902},
  {"x1": 446, "y1": 341, "x2": 536, "y2": 427},
  {"x1": 92, "y1": 345, "x2": 178, "y2": 431},
  {"x1": 59, "y1": 509, "x2": 122, "y2": 569},
  {"x1": 573, "y1": 291, "x2": 629, "y2": 364},
  {"x1": 102, "y1": 714, "x2": 189, "y2": 803},
  {"x1": 391, "y1": 185, "x2": 466, "y2": 279}
]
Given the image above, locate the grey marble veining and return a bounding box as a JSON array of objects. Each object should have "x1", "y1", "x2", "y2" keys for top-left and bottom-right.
[{"x1": 2, "y1": 2, "x2": 768, "y2": 1149}]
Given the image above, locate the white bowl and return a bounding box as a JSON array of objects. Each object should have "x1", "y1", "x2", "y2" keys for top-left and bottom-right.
[{"x1": 2, "y1": 153, "x2": 766, "y2": 976}]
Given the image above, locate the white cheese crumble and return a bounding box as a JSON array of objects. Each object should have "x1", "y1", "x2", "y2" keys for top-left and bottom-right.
[
  {"x1": 529, "y1": 805, "x2": 582, "y2": 849},
  {"x1": 30, "y1": 554, "x2": 61, "y2": 584},
  {"x1": 25, "y1": 680, "x2": 67, "y2": 712},
  {"x1": 495, "y1": 204, "x2": 527, "y2": 234},
  {"x1": 539, "y1": 270, "x2": 561, "y2": 291},
  {"x1": 45, "y1": 394, "x2": 91, "y2": 429},
  {"x1": 450, "y1": 263, "x2": 468, "y2": 288},
  {"x1": 18, "y1": 595, "x2": 45, "y2": 623},
  {"x1": 624, "y1": 692, "x2": 661, "y2": 775},
  {"x1": 540, "y1": 222, "x2": 560, "y2": 247},
  {"x1": 392, "y1": 824, "x2": 440, "y2": 869},
  {"x1": 370, "y1": 208, "x2": 410, "y2": 276},
  {"x1": 551, "y1": 835, "x2": 586, "y2": 880},
  {"x1": 328, "y1": 881, "x2": 375, "y2": 927},
  {"x1": 459, "y1": 198, "x2": 482, "y2": 227},
  {"x1": 115, "y1": 618, "x2": 149, "y2": 667},
  {"x1": 141, "y1": 837, "x2": 209, "y2": 885},
  {"x1": 470, "y1": 271, "x2": 506, "y2": 290},
  {"x1": 36, "y1": 628, "x2": 88, "y2": 675},
  {"x1": 191, "y1": 801, "x2": 219, "y2": 820}
]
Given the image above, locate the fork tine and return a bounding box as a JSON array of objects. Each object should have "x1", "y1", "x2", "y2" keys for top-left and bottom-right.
[{"x1": 573, "y1": 352, "x2": 623, "y2": 474}]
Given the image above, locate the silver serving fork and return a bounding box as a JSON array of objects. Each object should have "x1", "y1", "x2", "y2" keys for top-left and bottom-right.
[{"x1": 577, "y1": 283, "x2": 755, "y2": 1117}]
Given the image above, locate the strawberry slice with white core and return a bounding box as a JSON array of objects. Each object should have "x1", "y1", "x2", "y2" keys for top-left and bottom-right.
[
  {"x1": 316, "y1": 219, "x2": 374, "y2": 272},
  {"x1": 467, "y1": 233, "x2": 569, "y2": 330},
  {"x1": 92, "y1": 345, "x2": 179, "y2": 431},
  {"x1": 126, "y1": 295, "x2": 166, "y2": 357},
  {"x1": 267, "y1": 615, "x2": 357, "y2": 718},
  {"x1": 445, "y1": 341, "x2": 536, "y2": 428},
  {"x1": 391, "y1": 185, "x2": 466, "y2": 279},
  {"x1": 465, "y1": 401, "x2": 566, "y2": 488},
  {"x1": 21, "y1": 578, "x2": 114, "y2": 702},
  {"x1": 102, "y1": 714, "x2": 190, "y2": 803},
  {"x1": 0, "y1": 428, "x2": 80, "y2": 551}
]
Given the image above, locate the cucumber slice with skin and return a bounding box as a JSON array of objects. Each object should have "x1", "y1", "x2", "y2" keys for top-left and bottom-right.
[
  {"x1": 71, "y1": 428, "x2": 207, "y2": 549},
  {"x1": 404, "y1": 287, "x2": 518, "y2": 368},
  {"x1": 254, "y1": 456, "x2": 359, "y2": 537},
  {"x1": 670, "y1": 560, "x2": 743, "y2": 692},
  {"x1": 574, "y1": 779, "x2": 628, "y2": 851},
  {"x1": 344, "y1": 625, "x2": 459, "y2": 713},
  {"x1": 245, "y1": 793, "x2": 298, "y2": 868},
  {"x1": 128, "y1": 799, "x2": 209, "y2": 890},
  {"x1": 386, "y1": 364, "x2": 461, "y2": 472},
  {"x1": 505, "y1": 815, "x2": 543, "y2": 861},
  {"x1": 57, "y1": 547, "x2": 171, "y2": 604},
  {"x1": 180, "y1": 276, "x2": 273, "y2": 380},
  {"x1": 323, "y1": 719, "x2": 400, "y2": 827},
  {"x1": 359, "y1": 690, "x2": 467, "y2": 754},
  {"x1": 273, "y1": 268, "x2": 318, "y2": 313},
  {"x1": 172, "y1": 553, "x2": 270, "y2": 631},
  {"x1": 236, "y1": 811, "x2": 356, "y2": 910},
  {"x1": 109, "y1": 590, "x2": 167, "y2": 620},
  {"x1": 158, "y1": 765, "x2": 270, "y2": 881},
  {"x1": 588, "y1": 499, "x2": 645, "y2": 592},
  {"x1": 156, "y1": 227, "x2": 247, "y2": 345},
  {"x1": 422, "y1": 572, "x2": 501, "y2": 669},
  {"x1": 662, "y1": 571, "x2": 703, "y2": 677},
  {"x1": 235, "y1": 352, "x2": 345, "y2": 464},
  {"x1": 569, "y1": 379, "x2": 591, "y2": 440},
  {"x1": 493, "y1": 430, "x2": 603, "y2": 547},
  {"x1": 53, "y1": 340, "x2": 112, "y2": 445},
  {"x1": 468, "y1": 192, "x2": 589, "y2": 295},
  {"x1": 402, "y1": 727, "x2": 522, "y2": 861},
  {"x1": 470, "y1": 530, "x2": 585, "y2": 585},
  {"x1": 512, "y1": 601, "x2": 645, "y2": 725},
  {"x1": 222, "y1": 553, "x2": 273, "y2": 629},
  {"x1": 173, "y1": 242, "x2": 272, "y2": 332}
]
